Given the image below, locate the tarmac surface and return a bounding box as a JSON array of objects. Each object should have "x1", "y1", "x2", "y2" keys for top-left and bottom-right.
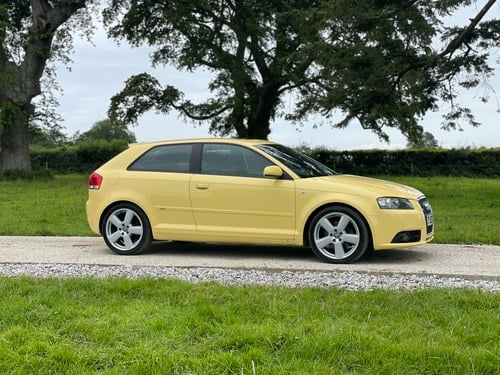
[{"x1": 0, "y1": 236, "x2": 498, "y2": 281}]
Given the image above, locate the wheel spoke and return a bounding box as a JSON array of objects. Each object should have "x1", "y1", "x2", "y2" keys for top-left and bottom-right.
[
  {"x1": 123, "y1": 210, "x2": 135, "y2": 226},
  {"x1": 109, "y1": 214, "x2": 122, "y2": 228},
  {"x1": 122, "y1": 234, "x2": 135, "y2": 250},
  {"x1": 318, "y1": 217, "x2": 335, "y2": 233},
  {"x1": 108, "y1": 231, "x2": 122, "y2": 244},
  {"x1": 334, "y1": 241, "x2": 346, "y2": 259},
  {"x1": 128, "y1": 225, "x2": 143, "y2": 235},
  {"x1": 337, "y1": 214, "x2": 350, "y2": 232},
  {"x1": 315, "y1": 236, "x2": 332, "y2": 249},
  {"x1": 342, "y1": 233, "x2": 359, "y2": 245}
]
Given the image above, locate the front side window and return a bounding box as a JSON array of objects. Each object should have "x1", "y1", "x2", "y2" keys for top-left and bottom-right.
[
  {"x1": 128, "y1": 144, "x2": 193, "y2": 172},
  {"x1": 257, "y1": 144, "x2": 336, "y2": 178},
  {"x1": 201, "y1": 144, "x2": 273, "y2": 177}
]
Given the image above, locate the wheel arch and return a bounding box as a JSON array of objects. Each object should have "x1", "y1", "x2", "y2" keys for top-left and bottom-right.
[{"x1": 302, "y1": 202, "x2": 373, "y2": 248}]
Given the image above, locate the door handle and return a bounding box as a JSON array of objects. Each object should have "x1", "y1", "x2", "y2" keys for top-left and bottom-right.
[{"x1": 195, "y1": 184, "x2": 209, "y2": 190}]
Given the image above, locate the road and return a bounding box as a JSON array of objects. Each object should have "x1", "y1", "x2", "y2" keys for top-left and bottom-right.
[{"x1": 0, "y1": 236, "x2": 498, "y2": 280}]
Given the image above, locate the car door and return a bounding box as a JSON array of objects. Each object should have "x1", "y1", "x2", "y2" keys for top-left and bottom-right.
[
  {"x1": 125, "y1": 143, "x2": 197, "y2": 239},
  {"x1": 190, "y1": 143, "x2": 296, "y2": 244}
]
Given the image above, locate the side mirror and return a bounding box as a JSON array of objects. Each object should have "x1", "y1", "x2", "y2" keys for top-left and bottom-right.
[{"x1": 263, "y1": 165, "x2": 283, "y2": 178}]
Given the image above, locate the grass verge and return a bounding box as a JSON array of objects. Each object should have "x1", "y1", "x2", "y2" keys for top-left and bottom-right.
[{"x1": 0, "y1": 277, "x2": 498, "y2": 374}]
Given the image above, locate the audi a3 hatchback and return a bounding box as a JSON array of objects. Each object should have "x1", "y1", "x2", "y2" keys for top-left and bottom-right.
[{"x1": 86, "y1": 138, "x2": 434, "y2": 263}]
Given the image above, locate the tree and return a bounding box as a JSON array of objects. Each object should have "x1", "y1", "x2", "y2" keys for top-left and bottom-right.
[
  {"x1": 74, "y1": 118, "x2": 136, "y2": 143},
  {"x1": 0, "y1": 0, "x2": 95, "y2": 173},
  {"x1": 106, "y1": 0, "x2": 499, "y2": 144},
  {"x1": 406, "y1": 132, "x2": 439, "y2": 149},
  {"x1": 29, "y1": 125, "x2": 68, "y2": 148}
]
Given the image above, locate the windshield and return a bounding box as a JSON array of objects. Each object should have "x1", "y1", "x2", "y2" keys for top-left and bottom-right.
[{"x1": 257, "y1": 144, "x2": 336, "y2": 178}]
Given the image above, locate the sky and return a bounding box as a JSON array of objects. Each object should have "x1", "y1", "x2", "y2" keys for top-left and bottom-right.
[{"x1": 52, "y1": 6, "x2": 500, "y2": 150}]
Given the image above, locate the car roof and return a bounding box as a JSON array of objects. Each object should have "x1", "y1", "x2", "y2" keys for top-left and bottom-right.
[{"x1": 128, "y1": 138, "x2": 276, "y2": 148}]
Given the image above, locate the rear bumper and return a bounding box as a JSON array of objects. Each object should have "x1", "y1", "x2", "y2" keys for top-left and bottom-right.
[{"x1": 86, "y1": 192, "x2": 102, "y2": 235}]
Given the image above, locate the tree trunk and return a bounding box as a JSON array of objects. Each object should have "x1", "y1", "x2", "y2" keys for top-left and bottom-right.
[
  {"x1": 246, "y1": 81, "x2": 281, "y2": 140},
  {"x1": 0, "y1": 103, "x2": 32, "y2": 173},
  {"x1": 247, "y1": 120, "x2": 271, "y2": 139},
  {"x1": 0, "y1": 0, "x2": 88, "y2": 174}
]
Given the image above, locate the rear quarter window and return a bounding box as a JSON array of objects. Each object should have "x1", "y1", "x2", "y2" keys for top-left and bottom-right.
[{"x1": 128, "y1": 144, "x2": 193, "y2": 173}]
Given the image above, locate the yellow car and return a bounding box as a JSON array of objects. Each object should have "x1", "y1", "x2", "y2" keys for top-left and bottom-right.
[{"x1": 86, "y1": 138, "x2": 434, "y2": 263}]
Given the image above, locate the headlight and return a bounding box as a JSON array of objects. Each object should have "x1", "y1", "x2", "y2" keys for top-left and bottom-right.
[{"x1": 377, "y1": 197, "x2": 414, "y2": 210}]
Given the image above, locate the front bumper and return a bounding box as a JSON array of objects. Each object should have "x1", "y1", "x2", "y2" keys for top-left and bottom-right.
[{"x1": 369, "y1": 196, "x2": 434, "y2": 250}]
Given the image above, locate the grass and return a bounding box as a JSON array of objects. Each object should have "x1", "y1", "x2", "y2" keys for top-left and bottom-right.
[
  {"x1": 0, "y1": 174, "x2": 93, "y2": 236},
  {"x1": 0, "y1": 174, "x2": 498, "y2": 244},
  {"x1": 0, "y1": 277, "x2": 498, "y2": 374}
]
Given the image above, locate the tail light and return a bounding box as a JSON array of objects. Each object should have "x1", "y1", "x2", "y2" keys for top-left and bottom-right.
[{"x1": 89, "y1": 172, "x2": 103, "y2": 190}]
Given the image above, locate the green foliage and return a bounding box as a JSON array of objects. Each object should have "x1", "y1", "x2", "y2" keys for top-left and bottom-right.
[
  {"x1": 105, "y1": 0, "x2": 500, "y2": 143},
  {"x1": 31, "y1": 140, "x2": 129, "y2": 174},
  {"x1": 73, "y1": 118, "x2": 136, "y2": 143},
  {"x1": 106, "y1": 0, "x2": 324, "y2": 139},
  {"x1": 306, "y1": 148, "x2": 500, "y2": 177},
  {"x1": 0, "y1": 101, "x2": 25, "y2": 136},
  {"x1": 29, "y1": 125, "x2": 69, "y2": 148},
  {"x1": 0, "y1": 278, "x2": 498, "y2": 374},
  {"x1": 406, "y1": 131, "x2": 439, "y2": 149}
]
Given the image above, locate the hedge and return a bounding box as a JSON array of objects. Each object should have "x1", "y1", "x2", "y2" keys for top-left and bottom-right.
[
  {"x1": 31, "y1": 140, "x2": 128, "y2": 174},
  {"x1": 31, "y1": 142, "x2": 500, "y2": 177},
  {"x1": 305, "y1": 148, "x2": 500, "y2": 177}
]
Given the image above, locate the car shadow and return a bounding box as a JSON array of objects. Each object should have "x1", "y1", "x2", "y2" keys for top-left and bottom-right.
[
  {"x1": 144, "y1": 241, "x2": 315, "y2": 261},
  {"x1": 360, "y1": 248, "x2": 432, "y2": 264},
  {"x1": 142, "y1": 241, "x2": 432, "y2": 265}
]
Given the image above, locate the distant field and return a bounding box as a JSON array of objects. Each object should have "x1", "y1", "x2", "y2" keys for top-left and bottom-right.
[{"x1": 0, "y1": 175, "x2": 498, "y2": 244}]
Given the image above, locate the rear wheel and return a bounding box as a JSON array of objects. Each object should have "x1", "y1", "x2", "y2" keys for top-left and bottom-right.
[
  {"x1": 101, "y1": 203, "x2": 152, "y2": 255},
  {"x1": 308, "y1": 206, "x2": 369, "y2": 264}
]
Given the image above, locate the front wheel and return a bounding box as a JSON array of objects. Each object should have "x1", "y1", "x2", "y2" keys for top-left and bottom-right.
[
  {"x1": 308, "y1": 206, "x2": 370, "y2": 264},
  {"x1": 101, "y1": 203, "x2": 152, "y2": 255}
]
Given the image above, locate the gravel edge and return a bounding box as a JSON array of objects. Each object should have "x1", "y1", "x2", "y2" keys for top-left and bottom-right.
[{"x1": 0, "y1": 263, "x2": 498, "y2": 292}]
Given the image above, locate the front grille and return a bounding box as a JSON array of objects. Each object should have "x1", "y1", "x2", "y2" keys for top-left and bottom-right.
[{"x1": 418, "y1": 197, "x2": 434, "y2": 235}]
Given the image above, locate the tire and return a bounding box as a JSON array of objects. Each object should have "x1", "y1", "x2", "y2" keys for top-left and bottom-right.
[
  {"x1": 101, "y1": 203, "x2": 152, "y2": 255},
  {"x1": 308, "y1": 205, "x2": 369, "y2": 264}
]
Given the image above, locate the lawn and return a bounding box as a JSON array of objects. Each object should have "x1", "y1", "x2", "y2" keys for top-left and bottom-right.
[
  {"x1": 0, "y1": 277, "x2": 498, "y2": 374},
  {"x1": 0, "y1": 174, "x2": 94, "y2": 236},
  {"x1": 0, "y1": 174, "x2": 499, "y2": 244}
]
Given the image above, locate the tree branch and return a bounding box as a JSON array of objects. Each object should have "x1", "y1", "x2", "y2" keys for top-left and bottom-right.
[
  {"x1": 440, "y1": 0, "x2": 497, "y2": 58},
  {"x1": 20, "y1": 0, "x2": 87, "y2": 100},
  {"x1": 172, "y1": 102, "x2": 232, "y2": 121}
]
